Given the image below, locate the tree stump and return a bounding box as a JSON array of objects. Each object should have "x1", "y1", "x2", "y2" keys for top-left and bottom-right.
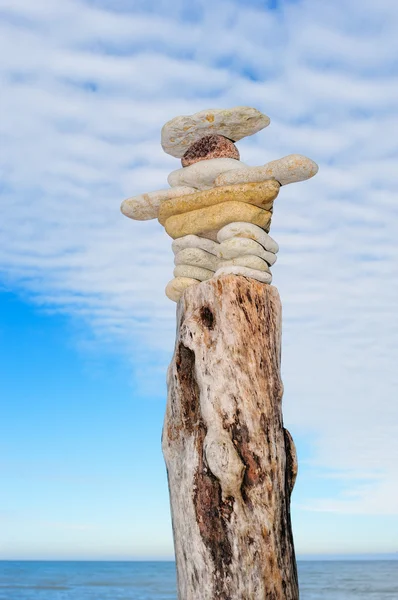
[{"x1": 162, "y1": 275, "x2": 299, "y2": 600}]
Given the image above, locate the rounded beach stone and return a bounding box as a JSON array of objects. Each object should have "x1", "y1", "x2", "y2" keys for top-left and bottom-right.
[
  {"x1": 174, "y1": 265, "x2": 214, "y2": 281},
  {"x1": 217, "y1": 222, "x2": 279, "y2": 253},
  {"x1": 215, "y1": 154, "x2": 319, "y2": 187},
  {"x1": 217, "y1": 237, "x2": 277, "y2": 266},
  {"x1": 165, "y1": 277, "x2": 199, "y2": 302},
  {"x1": 219, "y1": 255, "x2": 271, "y2": 272},
  {"x1": 174, "y1": 248, "x2": 218, "y2": 271},
  {"x1": 161, "y1": 106, "x2": 270, "y2": 158},
  {"x1": 181, "y1": 135, "x2": 239, "y2": 167},
  {"x1": 120, "y1": 186, "x2": 197, "y2": 221},
  {"x1": 168, "y1": 158, "x2": 246, "y2": 190},
  {"x1": 215, "y1": 265, "x2": 273, "y2": 284},
  {"x1": 172, "y1": 235, "x2": 219, "y2": 256},
  {"x1": 164, "y1": 201, "x2": 272, "y2": 239},
  {"x1": 158, "y1": 180, "x2": 280, "y2": 225}
]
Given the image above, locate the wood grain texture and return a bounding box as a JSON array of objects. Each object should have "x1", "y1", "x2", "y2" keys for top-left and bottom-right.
[{"x1": 162, "y1": 275, "x2": 299, "y2": 599}]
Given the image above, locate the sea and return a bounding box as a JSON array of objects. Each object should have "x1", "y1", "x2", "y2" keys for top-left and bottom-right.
[{"x1": 0, "y1": 560, "x2": 397, "y2": 599}]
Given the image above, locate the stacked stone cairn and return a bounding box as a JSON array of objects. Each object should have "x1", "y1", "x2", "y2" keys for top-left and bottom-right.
[{"x1": 121, "y1": 107, "x2": 318, "y2": 302}]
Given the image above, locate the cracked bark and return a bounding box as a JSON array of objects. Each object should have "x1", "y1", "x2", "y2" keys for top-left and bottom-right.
[{"x1": 162, "y1": 275, "x2": 299, "y2": 600}]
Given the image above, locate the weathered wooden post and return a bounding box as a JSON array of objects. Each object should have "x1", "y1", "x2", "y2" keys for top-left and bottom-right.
[{"x1": 121, "y1": 107, "x2": 318, "y2": 599}]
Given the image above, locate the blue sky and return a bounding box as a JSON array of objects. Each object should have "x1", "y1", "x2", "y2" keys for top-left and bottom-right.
[{"x1": 0, "y1": 0, "x2": 398, "y2": 559}]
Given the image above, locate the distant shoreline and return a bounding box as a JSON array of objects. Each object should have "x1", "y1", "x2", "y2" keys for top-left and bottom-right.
[{"x1": 0, "y1": 555, "x2": 397, "y2": 563}]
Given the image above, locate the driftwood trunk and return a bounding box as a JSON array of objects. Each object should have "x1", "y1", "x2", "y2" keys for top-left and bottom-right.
[{"x1": 162, "y1": 275, "x2": 298, "y2": 600}]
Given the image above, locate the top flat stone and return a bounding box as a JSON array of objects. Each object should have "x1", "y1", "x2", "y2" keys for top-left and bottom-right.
[{"x1": 161, "y1": 106, "x2": 270, "y2": 158}]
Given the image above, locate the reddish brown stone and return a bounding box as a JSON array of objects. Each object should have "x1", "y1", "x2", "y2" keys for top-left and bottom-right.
[{"x1": 181, "y1": 135, "x2": 240, "y2": 167}]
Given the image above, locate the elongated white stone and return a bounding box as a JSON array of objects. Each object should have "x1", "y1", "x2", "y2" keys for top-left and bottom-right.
[
  {"x1": 219, "y1": 255, "x2": 271, "y2": 272},
  {"x1": 174, "y1": 248, "x2": 218, "y2": 271},
  {"x1": 172, "y1": 235, "x2": 219, "y2": 256},
  {"x1": 121, "y1": 186, "x2": 197, "y2": 221},
  {"x1": 168, "y1": 158, "x2": 247, "y2": 191},
  {"x1": 161, "y1": 106, "x2": 270, "y2": 158},
  {"x1": 215, "y1": 265, "x2": 273, "y2": 284},
  {"x1": 165, "y1": 277, "x2": 199, "y2": 302},
  {"x1": 174, "y1": 265, "x2": 214, "y2": 281},
  {"x1": 217, "y1": 222, "x2": 279, "y2": 253},
  {"x1": 215, "y1": 154, "x2": 319, "y2": 187},
  {"x1": 217, "y1": 237, "x2": 277, "y2": 266}
]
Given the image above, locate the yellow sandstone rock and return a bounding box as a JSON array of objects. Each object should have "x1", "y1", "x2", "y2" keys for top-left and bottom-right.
[
  {"x1": 164, "y1": 201, "x2": 272, "y2": 239},
  {"x1": 158, "y1": 180, "x2": 279, "y2": 225}
]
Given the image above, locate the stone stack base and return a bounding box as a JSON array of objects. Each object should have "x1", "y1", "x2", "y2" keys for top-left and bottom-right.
[{"x1": 165, "y1": 223, "x2": 279, "y2": 302}]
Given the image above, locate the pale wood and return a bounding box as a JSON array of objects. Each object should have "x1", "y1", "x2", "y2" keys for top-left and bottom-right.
[{"x1": 162, "y1": 275, "x2": 299, "y2": 600}]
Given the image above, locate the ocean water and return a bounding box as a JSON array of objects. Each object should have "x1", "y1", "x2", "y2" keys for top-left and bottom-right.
[{"x1": 0, "y1": 560, "x2": 397, "y2": 599}]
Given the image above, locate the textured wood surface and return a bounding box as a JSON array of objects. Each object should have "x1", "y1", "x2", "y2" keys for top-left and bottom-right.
[{"x1": 162, "y1": 275, "x2": 299, "y2": 600}]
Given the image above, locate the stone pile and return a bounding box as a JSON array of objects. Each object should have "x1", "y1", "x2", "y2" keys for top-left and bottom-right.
[{"x1": 121, "y1": 106, "x2": 318, "y2": 302}]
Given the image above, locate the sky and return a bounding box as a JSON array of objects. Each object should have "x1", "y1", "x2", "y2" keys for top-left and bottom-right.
[{"x1": 0, "y1": 0, "x2": 398, "y2": 560}]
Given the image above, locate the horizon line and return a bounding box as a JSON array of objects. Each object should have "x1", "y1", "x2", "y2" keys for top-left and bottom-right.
[{"x1": 0, "y1": 553, "x2": 397, "y2": 562}]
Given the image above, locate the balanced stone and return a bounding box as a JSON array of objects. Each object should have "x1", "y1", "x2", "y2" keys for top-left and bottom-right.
[
  {"x1": 217, "y1": 237, "x2": 277, "y2": 266},
  {"x1": 217, "y1": 222, "x2": 279, "y2": 253},
  {"x1": 161, "y1": 106, "x2": 270, "y2": 158},
  {"x1": 158, "y1": 180, "x2": 280, "y2": 225},
  {"x1": 172, "y1": 234, "x2": 219, "y2": 256},
  {"x1": 219, "y1": 255, "x2": 271, "y2": 272},
  {"x1": 168, "y1": 158, "x2": 246, "y2": 190},
  {"x1": 174, "y1": 248, "x2": 218, "y2": 271},
  {"x1": 165, "y1": 277, "x2": 199, "y2": 302},
  {"x1": 215, "y1": 154, "x2": 319, "y2": 187},
  {"x1": 181, "y1": 135, "x2": 239, "y2": 167},
  {"x1": 121, "y1": 186, "x2": 197, "y2": 221},
  {"x1": 164, "y1": 201, "x2": 272, "y2": 239},
  {"x1": 215, "y1": 265, "x2": 273, "y2": 284},
  {"x1": 174, "y1": 265, "x2": 214, "y2": 281}
]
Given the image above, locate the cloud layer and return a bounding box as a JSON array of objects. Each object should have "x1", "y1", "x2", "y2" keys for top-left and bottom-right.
[{"x1": 1, "y1": 0, "x2": 397, "y2": 517}]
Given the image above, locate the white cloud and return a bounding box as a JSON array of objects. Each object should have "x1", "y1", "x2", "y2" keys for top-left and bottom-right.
[{"x1": 0, "y1": 0, "x2": 397, "y2": 520}]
